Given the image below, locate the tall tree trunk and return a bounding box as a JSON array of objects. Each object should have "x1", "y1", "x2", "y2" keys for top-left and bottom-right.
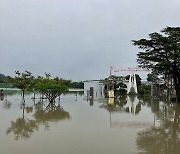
[
  {"x1": 173, "y1": 65, "x2": 180, "y2": 102},
  {"x1": 176, "y1": 88, "x2": 180, "y2": 102},
  {"x1": 173, "y1": 77, "x2": 180, "y2": 102},
  {"x1": 22, "y1": 90, "x2": 25, "y2": 103}
]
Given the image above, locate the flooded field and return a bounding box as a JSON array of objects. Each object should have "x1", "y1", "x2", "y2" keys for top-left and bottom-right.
[{"x1": 0, "y1": 91, "x2": 180, "y2": 154}]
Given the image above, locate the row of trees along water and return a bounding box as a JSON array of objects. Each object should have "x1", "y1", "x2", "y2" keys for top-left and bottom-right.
[{"x1": 7, "y1": 71, "x2": 73, "y2": 103}]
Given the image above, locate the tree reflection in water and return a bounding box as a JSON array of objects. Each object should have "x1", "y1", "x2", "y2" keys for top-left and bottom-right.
[
  {"x1": 2, "y1": 99, "x2": 12, "y2": 110},
  {"x1": 0, "y1": 94, "x2": 4, "y2": 101},
  {"x1": 136, "y1": 102, "x2": 180, "y2": 154},
  {"x1": 6, "y1": 102, "x2": 70, "y2": 140},
  {"x1": 6, "y1": 105, "x2": 38, "y2": 140},
  {"x1": 0, "y1": 94, "x2": 12, "y2": 110},
  {"x1": 34, "y1": 102, "x2": 70, "y2": 124}
]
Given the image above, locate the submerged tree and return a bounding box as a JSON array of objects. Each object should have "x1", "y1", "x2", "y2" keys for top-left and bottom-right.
[
  {"x1": 12, "y1": 71, "x2": 35, "y2": 101},
  {"x1": 35, "y1": 73, "x2": 70, "y2": 103},
  {"x1": 132, "y1": 27, "x2": 180, "y2": 102}
]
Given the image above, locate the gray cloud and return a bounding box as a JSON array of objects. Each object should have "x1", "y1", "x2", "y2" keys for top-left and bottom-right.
[{"x1": 0, "y1": 0, "x2": 180, "y2": 81}]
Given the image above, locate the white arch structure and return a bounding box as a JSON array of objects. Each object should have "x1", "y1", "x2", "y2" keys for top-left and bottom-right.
[
  {"x1": 110, "y1": 66, "x2": 150, "y2": 94},
  {"x1": 127, "y1": 73, "x2": 138, "y2": 94}
]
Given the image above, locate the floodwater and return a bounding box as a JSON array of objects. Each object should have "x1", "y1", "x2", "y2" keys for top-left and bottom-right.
[{"x1": 0, "y1": 91, "x2": 180, "y2": 154}]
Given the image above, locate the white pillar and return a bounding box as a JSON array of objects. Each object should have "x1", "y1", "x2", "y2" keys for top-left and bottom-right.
[{"x1": 127, "y1": 73, "x2": 138, "y2": 94}]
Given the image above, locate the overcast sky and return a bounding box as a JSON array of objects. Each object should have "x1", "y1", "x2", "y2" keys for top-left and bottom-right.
[{"x1": 0, "y1": 0, "x2": 180, "y2": 81}]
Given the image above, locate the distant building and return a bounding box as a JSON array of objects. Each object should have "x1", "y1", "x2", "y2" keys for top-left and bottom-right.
[{"x1": 84, "y1": 80, "x2": 105, "y2": 100}]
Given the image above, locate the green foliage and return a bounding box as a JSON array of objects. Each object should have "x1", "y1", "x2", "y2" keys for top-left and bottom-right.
[
  {"x1": 104, "y1": 76, "x2": 127, "y2": 95},
  {"x1": 10, "y1": 71, "x2": 35, "y2": 101},
  {"x1": 0, "y1": 74, "x2": 6, "y2": 83},
  {"x1": 0, "y1": 83, "x2": 14, "y2": 88},
  {"x1": 147, "y1": 73, "x2": 159, "y2": 82},
  {"x1": 117, "y1": 82, "x2": 127, "y2": 89},
  {"x1": 132, "y1": 27, "x2": 180, "y2": 74},
  {"x1": 35, "y1": 74, "x2": 70, "y2": 103},
  {"x1": 114, "y1": 81, "x2": 127, "y2": 95},
  {"x1": 138, "y1": 84, "x2": 151, "y2": 95},
  {"x1": 118, "y1": 88, "x2": 127, "y2": 95},
  {"x1": 69, "y1": 81, "x2": 84, "y2": 89},
  {"x1": 9, "y1": 71, "x2": 70, "y2": 103},
  {"x1": 132, "y1": 26, "x2": 180, "y2": 101},
  {"x1": 107, "y1": 75, "x2": 125, "y2": 82},
  {"x1": 13, "y1": 71, "x2": 35, "y2": 91}
]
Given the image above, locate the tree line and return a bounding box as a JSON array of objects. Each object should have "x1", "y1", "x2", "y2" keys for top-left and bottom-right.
[{"x1": 5, "y1": 71, "x2": 83, "y2": 103}]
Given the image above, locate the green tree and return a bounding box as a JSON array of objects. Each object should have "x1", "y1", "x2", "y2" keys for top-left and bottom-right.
[
  {"x1": 114, "y1": 82, "x2": 127, "y2": 95},
  {"x1": 35, "y1": 73, "x2": 70, "y2": 103},
  {"x1": 138, "y1": 84, "x2": 151, "y2": 95},
  {"x1": 147, "y1": 73, "x2": 159, "y2": 82},
  {"x1": 69, "y1": 81, "x2": 84, "y2": 89},
  {"x1": 103, "y1": 75, "x2": 127, "y2": 95},
  {"x1": 13, "y1": 71, "x2": 35, "y2": 101},
  {"x1": 0, "y1": 73, "x2": 6, "y2": 83},
  {"x1": 132, "y1": 27, "x2": 180, "y2": 102}
]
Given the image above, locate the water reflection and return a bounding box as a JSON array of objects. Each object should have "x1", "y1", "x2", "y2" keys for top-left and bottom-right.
[
  {"x1": 126, "y1": 96, "x2": 141, "y2": 114},
  {"x1": 99, "y1": 96, "x2": 153, "y2": 129},
  {"x1": 6, "y1": 105, "x2": 38, "y2": 140},
  {"x1": 2, "y1": 99, "x2": 12, "y2": 109},
  {"x1": 6, "y1": 118, "x2": 38, "y2": 140},
  {"x1": 100, "y1": 96, "x2": 142, "y2": 115},
  {"x1": 25, "y1": 106, "x2": 33, "y2": 113},
  {"x1": 0, "y1": 93, "x2": 4, "y2": 101},
  {"x1": 1, "y1": 94, "x2": 12, "y2": 110},
  {"x1": 136, "y1": 101, "x2": 180, "y2": 154},
  {"x1": 6, "y1": 100, "x2": 70, "y2": 140},
  {"x1": 34, "y1": 102, "x2": 70, "y2": 123},
  {"x1": 89, "y1": 98, "x2": 94, "y2": 106},
  {"x1": 2, "y1": 92, "x2": 180, "y2": 154}
]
